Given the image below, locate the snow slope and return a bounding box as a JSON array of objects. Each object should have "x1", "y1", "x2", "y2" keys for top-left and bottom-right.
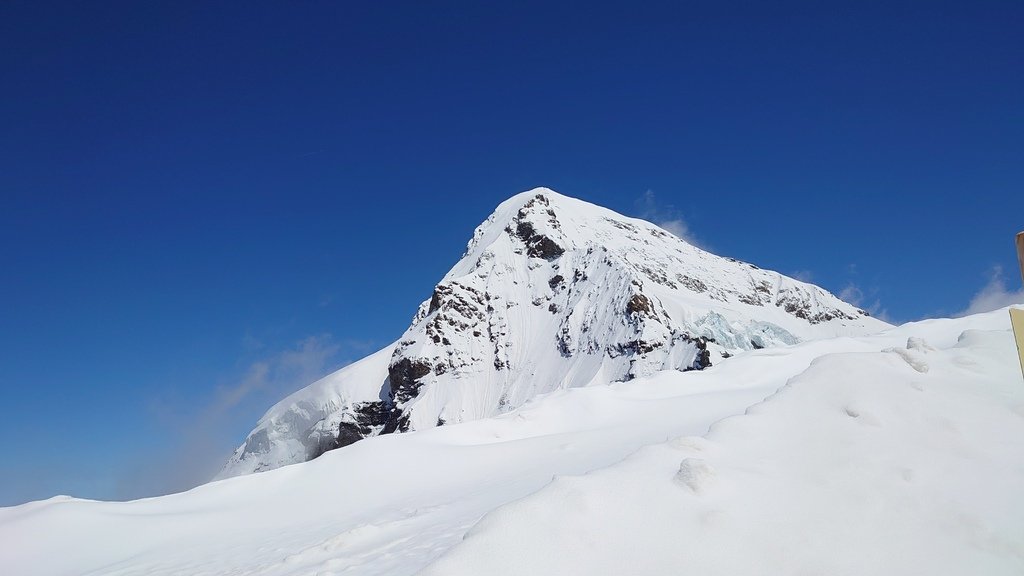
[
  {"x1": 1, "y1": 308, "x2": 1019, "y2": 576},
  {"x1": 220, "y1": 188, "x2": 887, "y2": 478},
  {"x1": 423, "y1": 309, "x2": 1024, "y2": 576}
]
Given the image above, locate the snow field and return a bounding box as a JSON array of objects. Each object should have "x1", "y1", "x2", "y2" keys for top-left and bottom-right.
[
  {"x1": 421, "y1": 311, "x2": 1024, "y2": 576},
  {"x1": 1, "y1": 310, "x2": 1018, "y2": 575}
]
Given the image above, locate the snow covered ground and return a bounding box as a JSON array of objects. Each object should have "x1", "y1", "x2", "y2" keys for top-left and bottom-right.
[{"x1": 2, "y1": 308, "x2": 1021, "y2": 575}]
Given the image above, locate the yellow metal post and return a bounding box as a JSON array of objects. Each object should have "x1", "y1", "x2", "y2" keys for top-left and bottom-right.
[
  {"x1": 1013, "y1": 232, "x2": 1024, "y2": 379},
  {"x1": 1018, "y1": 232, "x2": 1024, "y2": 285},
  {"x1": 1013, "y1": 309, "x2": 1024, "y2": 379}
]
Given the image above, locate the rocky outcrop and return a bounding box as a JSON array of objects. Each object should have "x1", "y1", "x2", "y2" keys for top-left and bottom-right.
[
  {"x1": 388, "y1": 358, "x2": 432, "y2": 404},
  {"x1": 510, "y1": 194, "x2": 566, "y2": 260}
]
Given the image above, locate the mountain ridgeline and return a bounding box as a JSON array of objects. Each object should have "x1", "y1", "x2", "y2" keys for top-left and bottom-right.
[{"x1": 219, "y1": 189, "x2": 888, "y2": 478}]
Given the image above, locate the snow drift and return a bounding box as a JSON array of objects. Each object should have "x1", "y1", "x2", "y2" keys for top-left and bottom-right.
[
  {"x1": 422, "y1": 313, "x2": 1024, "y2": 576},
  {"x1": 1, "y1": 308, "x2": 1020, "y2": 576}
]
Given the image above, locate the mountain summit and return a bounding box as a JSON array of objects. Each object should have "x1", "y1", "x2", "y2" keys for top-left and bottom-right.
[{"x1": 219, "y1": 189, "x2": 887, "y2": 478}]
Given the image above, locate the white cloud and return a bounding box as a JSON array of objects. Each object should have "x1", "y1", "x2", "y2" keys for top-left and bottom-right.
[
  {"x1": 959, "y1": 266, "x2": 1024, "y2": 316},
  {"x1": 870, "y1": 305, "x2": 894, "y2": 324},
  {"x1": 216, "y1": 361, "x2": 270, "y2": 410},
  {"x1": 839, "y1": 283, "x2": 863, "y2": 306},
  {"x1": 657, "y1": 218, "x2": 691, "y2": 240},
  {"x1": 211, "y1": 335, "x2": 341, "y2": 411},
  {"x1": 635, "y1": 190, "x2": 700, "y2": 246},
  {"x1": 838, "y1": 282, "x2": 893, "y2": 324}
]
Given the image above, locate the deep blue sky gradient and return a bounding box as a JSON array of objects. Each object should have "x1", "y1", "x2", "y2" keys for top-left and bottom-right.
[{"x1": 1, "y1": 1, "x2": 1021, "y2": 505}]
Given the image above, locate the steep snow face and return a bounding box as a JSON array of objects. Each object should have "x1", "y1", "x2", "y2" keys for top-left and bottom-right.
[{"x1": 220, "y1": 188, "x2": 887, "y2": 478}]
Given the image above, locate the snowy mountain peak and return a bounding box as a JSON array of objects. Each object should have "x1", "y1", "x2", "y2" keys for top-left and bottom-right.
[{"x1": 218, "y1": 189, "x2": 888, "y2": 479}]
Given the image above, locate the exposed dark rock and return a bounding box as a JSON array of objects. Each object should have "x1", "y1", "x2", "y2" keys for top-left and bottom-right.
[
  {"x1": 613, "y1": 338, "x2": 662, "y2": 356},
  {"x1": 335, "y1": 422, "x2": 364, "y2": 449},
  {"x1": 388, "y1": 358, "x2": 432, "y2": 405},
  {"x1": 511, "y1": 198, "x2": 566, "y2": 260},
  {"x1": 427, "y1": 283, "x2": 487, "y2": 323},
  {"x1": 689, "y1": 336, "x2": 712, "y2": 371},
  {"x1": 639, "y1": 265, "x2": 677, "y2": 288},
  {"x1": 556, "y1": 324, "x2": 575, "y2": 357},
  {"x1": 381, "y1": 412, "x2": 411, "y2": 434},
  {"x1": 604, "y1": 218, "x2": 639, "y2": 233},
  {"x1": 428, "y1": 286, "x2": 445, "y2": 315},
  {"x1": 738, "y1": 293, "x2": 763, "y2": 306},
  {"x1": 548, "y1": 275, "x2": 564, "y2": 289},
  {"x1": 307, "y1": 400, "x2": 393, "y2": 458},
  {"x1": 515, "y1": 220, "x2": 565, "y2": 260},
  {"x1": 626, "y1": 294, "x2": 654, "y2": 316},
  {"x1": 678, "y1": 275, "x2": 708, "y2": 293},
  {"x1": 806, "y1": 310, "x2": 855, "y2": 324},
  {"x1": 776, "y1": 290, "x2": 857, "y2": 324},
  {"x1": 784, "y1": 301, "x2": 809, "y2": 320},
  {"x1": 611, "y1": 332, "x2": 712, "y2": 377},
  {"x1": 515, "y1": 220, "x2": 536, "y2": 241}
]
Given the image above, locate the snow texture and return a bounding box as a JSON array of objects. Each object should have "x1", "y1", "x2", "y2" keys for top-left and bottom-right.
[
  {"x1": 421, "y1": 311, "x2": 1024, "y2": 576},
  {"x1": 1, "y1": 309, "x2": 1019, "y2": 575}
]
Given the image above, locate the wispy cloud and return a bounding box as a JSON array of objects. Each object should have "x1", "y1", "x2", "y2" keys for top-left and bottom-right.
[
  {"x1": 839, "y1": 283, "x2": 864, "y2": 306},
  {"x1": 635, "y1": 190, "x2": 700, "y2": 247},
  {"x1": 118, "y1": 334, "x2": 365, "y2": 500},
  {"x1": 958, "y1": 265, "x2": 1024, "y2": 316},
  {"x1": 790, "y1": 269, "x2": 815, "y2": 283},
  {"x1": 838, "y1": 281, "x2": 893, "y2": 324},
  {"x1": 214, "y1": 335, "x2": 342, "y2": 411}
]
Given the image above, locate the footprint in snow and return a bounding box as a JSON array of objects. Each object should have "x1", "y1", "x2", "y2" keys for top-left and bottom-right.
[{"x1": 843, "y1": 405, "x2": 881, "y2": 426}]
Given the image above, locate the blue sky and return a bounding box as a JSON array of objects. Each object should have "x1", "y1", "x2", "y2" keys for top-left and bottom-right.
[{"x1": 1, "y1": 1, "x2": 1021, "y2": 505}]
